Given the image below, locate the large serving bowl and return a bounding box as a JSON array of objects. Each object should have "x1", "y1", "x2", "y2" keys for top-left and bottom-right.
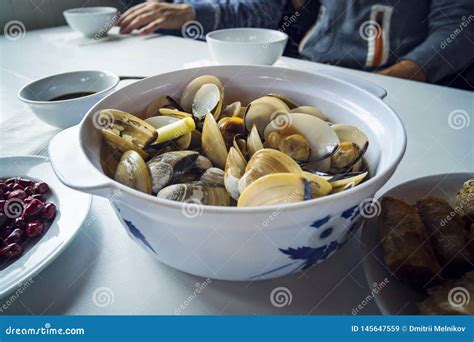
[{"x1": 48, "y1": 66, "x2": 406, "y2": 281}]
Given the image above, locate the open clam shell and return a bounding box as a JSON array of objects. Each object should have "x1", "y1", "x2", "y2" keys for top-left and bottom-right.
[
  {"x1": 238, "y1": 149, "x2": 303, "y2": 194},
  {"x1": 158, "y1": 183, "x2": 230, "y2": 206},
  {"x1": 303, "y1": 172, "x2": 332, "y2": 197},
  {"x1": 114, "y1": 150, "x2": 152, "y2": 194},
  {"x1": 192, "y1": 83, "x2": 223, "y2": 121},
  {"x1": 202, "y1": 113, "x2": 228, "y2": 169},
  {"x1": 264, "y1": 113, "x2": 339, "y2": 161},
  {"x1": 247, "y1": 125, "x2": 264, "y2": 158},
  {"x1": 268, "y1": 94, "x2": 299, "y2": 109},
  {"x1": 147, "y1": 150, "x2": 199, "y2": 194},
  {"x1": 221, "y1": 101, "x2": 242, "y2": 118},
  {"x1": 180, "y1": 75, "x2": 224, "y2": 113},
  {"x1": 244, "y1": 96, "x2": 290, "y2": 135},
  {"x1": 291, "y1": 106, "x2": 328, "y2": 121},
  {"x1": 238, "y1": 173, "x2": 312, "y2": 207},
  {"x1": 224, "y1": 147, "x2": 247, "y2": 201},
  {"x1": 218, "y1": 116, "x2": 246, "y2": 149},
  {"x1": 144, "y1": 95, "x2": 183, "y2": 119},
  {"x1": 200, "y1": 167, "x2": 225, "y2": 187},
  {"x1": 330, "y1": 124, "x2": 369, "y2": 173},
  {"x1": 100, "y1": 109, "x2": 157, "y2": 160}
]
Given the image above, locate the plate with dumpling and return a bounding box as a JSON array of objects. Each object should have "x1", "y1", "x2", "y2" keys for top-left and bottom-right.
[{"x1": 361, "y1": 173, "x2": 473, "y2": 315}]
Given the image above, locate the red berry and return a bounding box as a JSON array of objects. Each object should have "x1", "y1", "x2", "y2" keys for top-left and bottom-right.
[
  {"x1": 34, "y1": 182, "x2": 49, "y2": 194},
  {"x1": 13, "y1": 217, "x2": 26, "y2": 229},
  {"x1": 0, "y1": 243, "x2": 23, "y2": 259},
  {"x1": 5, "y1": 229, "x2": 24, "y2": 244},
  {"x1": 22, "y1": 199, "x2": 44, "y2": 218},
  {"x1": 42, "y1": 202, "x2": 56, "y2": 220},
  {"x1": 24, "y1": 186, "x2": 35, "y2": 196},
  {"x1": 0, "y1": 213, "x2": 6, "y2": 228},
  {"x1": 12, "y1": 183, "x2": 24, "y2": 191},
  {"x1": 25, "y1": 220, "x2": 44, "y2": 237},
  {"x1": 17, "y1": 178, "x2": 34, "y2": 188},
  {"x1": 7, "y1": 189, "x2": 27, "y2": 201},
  {"x1": 31, "y1": 194, "x2": 45, "y2": 202},
  {"x1": 5, "y1": 178, "x2": 17, "y2": 185}
]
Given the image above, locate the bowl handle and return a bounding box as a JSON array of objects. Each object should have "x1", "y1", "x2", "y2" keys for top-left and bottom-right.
[
  {"x1": 48, "y1": 125, "x2": 112, "y2": 197},
  {"x1": 317, "y1": 69, "x2": 387, "y2": 99}
]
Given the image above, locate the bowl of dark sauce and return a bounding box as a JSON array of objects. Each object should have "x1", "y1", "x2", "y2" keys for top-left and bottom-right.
[{"x1": 18, "y1": 70, "x2": 120, "y2": 129}]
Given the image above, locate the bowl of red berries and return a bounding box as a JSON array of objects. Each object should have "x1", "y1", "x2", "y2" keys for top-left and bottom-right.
[{"x1": 0, "y1": 156, "x2": 91, "y2": 297}]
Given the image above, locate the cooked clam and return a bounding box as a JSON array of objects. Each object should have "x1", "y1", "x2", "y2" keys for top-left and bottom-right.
[
  {"x1": 224, "y1": 147, "x2": 247, "y2": 200},
  {"x1": 147, "y1": 150, "x2": 199, "y2": 193},
  {"x1": 221, "y1": 101, "x2": 242, "y2": 118},
  {"x1": 330, "y1": 124, "x2": 369, "y2": 173},
  {"x1": 202, "y1": 113, "x2": 228, "y2": 169},
  {"x1": 192, "y1": 83, "x2": 223, "y2": 121},
  {"x1": 218, "y1": 116, "x2": 245, "y2": 148},
  {"x1": 180, "y1": 75, "x2": 224, "y2": 114},
  {"x1": 244, "y1": 96, "x2": 290, "y2": 135},
  {"x1": 291, "y1": 106, "x2": 328, "y2": 121},
  {"x1": 330, "y1": 171, "x2": 368, "y2": 191},
  {"x1": 115, "y1": 150, "x2": 152, "y2": 194},
  {"x1": 100, "y1": 109, "x2": 157, "y2": 159},
  {"x1": 268, "y1": 93, "x2": 299, "y2": 109},
  {"x1": 200, "y1": 167, "x2": 225, "y2": 186},
  {"x1": 158, "y1": 108, "x2": 193, "y2": 119},
  {"x1": 158, "y1": 183, "x2": 230, "y2": 206},
  {"x1": 303, "y1": 172, "x2": 332, "y2": 197},
  {"x1": 238, "y1": 173, "x2": 312, "y2": 207},
  {"x1": 144, "y1": 95, "x2": 182, "y2": 119},
  {"x1": 264, "y1": 112, "x2": 339, "y2": 161},
  {"x1": 238, "y1": 149, "x2": 303, "y2": 193},
  {"x1": 246, "y1": 125, "x2": 264, "y2": 157}
]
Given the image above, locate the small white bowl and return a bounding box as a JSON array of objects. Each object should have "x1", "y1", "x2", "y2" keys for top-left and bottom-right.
[
  {"x1": 206, "y1": 28, "x2": 288, "y2": 65},
  {"x1": 18, "y1": 70, "x2": 120, "y2": 129},
  {"x1": 64, "y1": 7, "x2": 118, "y2": 38}
]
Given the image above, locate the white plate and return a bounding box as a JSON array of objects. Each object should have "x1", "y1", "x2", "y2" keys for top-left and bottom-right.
[
  {"x1": 0, "y1": 156, "x2": 91, "y2": 297},
  {"x1": 361, "y1": 173, "x2": 473, "y2": 315}
]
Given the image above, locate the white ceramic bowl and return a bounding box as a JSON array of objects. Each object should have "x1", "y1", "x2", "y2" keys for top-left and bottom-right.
[
  {"x1": 64, "y1": 7, "x2": 118, "y2": 38},
  {"x1": 206, "y1": 28, "x2": 288, "y2": 65},
  {"x1": 48, "y1": 65, "x2": 406, "y2": 281},
  {"x1": 18, "y1": 70, "x2": 120, "y2": 129},
  {"x1": 0, "y1": 156, "x2": 91, "y2": 298}
]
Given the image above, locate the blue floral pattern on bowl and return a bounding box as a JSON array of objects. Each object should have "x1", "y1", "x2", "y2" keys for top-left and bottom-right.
[
  {"x1": 250, "y1": 205, "x2": 361, "y2": 280},
  {"x1": 113, "y1": 205, "x2": 157, "y2": 254}
]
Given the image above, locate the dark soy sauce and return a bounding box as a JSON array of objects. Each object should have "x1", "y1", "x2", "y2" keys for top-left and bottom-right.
[{"x1": 48, "y1": 92, "x2": 96, "y2": 101}]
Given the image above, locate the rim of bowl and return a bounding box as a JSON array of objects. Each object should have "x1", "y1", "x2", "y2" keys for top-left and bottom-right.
[
  {"x1": 206, "y1": 28, "x2": 288, "y2": 45},
  {"x1": 63, "y1": 7, "x2": 117, "y2": 15},
  {"x1": 17, "y1": 70, "x2": 120, "y2": 105},
  {"x1": 81, "y1": 65, "x2": 407, "y2": 214}
]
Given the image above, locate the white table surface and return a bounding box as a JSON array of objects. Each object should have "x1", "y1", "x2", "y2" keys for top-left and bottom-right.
[{"x1": 0, "y1": 26, "x2": 472, "y2": 315}]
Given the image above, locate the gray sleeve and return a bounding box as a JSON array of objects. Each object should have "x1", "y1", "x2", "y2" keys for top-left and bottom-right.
[
  {"x1": 402, "y1": 0, "x2": 474, "y2": 82},
  {"x1": 189, "y1": 0, "x2": 286, "y2": 34}
]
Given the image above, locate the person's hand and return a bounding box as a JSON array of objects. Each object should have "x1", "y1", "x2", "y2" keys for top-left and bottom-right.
[
  {"x1": 377, "y1": 60, "x2": 427, "y2": 82},
  {"x1": 116, "y1": 2, "x2": 194, "y2": 35}
]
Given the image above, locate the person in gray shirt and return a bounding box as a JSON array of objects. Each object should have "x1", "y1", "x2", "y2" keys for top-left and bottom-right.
[{"x1": 117, "y1": 0, "x2": 473, "y2": 84}]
